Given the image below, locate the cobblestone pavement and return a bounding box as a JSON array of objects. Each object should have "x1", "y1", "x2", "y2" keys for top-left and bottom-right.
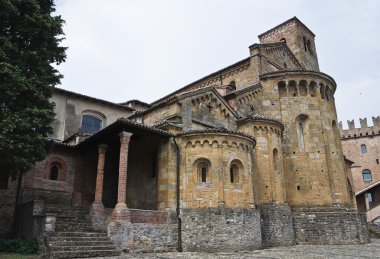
[{"x1": 92, "y1": 239, "x2": 380, "y2": 258}]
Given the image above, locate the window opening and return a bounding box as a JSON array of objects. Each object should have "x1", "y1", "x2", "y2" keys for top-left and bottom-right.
[
  {"x1": 201, "y1": 166, "x2": 207, "y2": 183},
  {"x1": 361, "y1": 144, "x2": 367, "y2": 153},
  {"x1": 230, "y1": 164, "x2": 238, "y2": 183},
  {"x1": 0, "y1": 172, "x2": 9, "y2": 189},
  {"x1": 50, "y1": 164, "x2": 59, "y2": 180},
  {"x1": 362, "y1": 169, "x2": 372, "y2": 182},
  {"x1": 368, "y1": 192, "x2": 373, "y2": 203},
  {"x1": 81, "y1": 114, "x2": 102, "y2": 133}
]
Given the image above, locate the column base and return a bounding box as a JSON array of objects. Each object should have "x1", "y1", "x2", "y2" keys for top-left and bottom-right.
[
  {"x1": 90, "y1": 202, "x2": 106, "y2": 230},
  {"x1": 112, "y1": 203, "x2": 131, "y2": 221}
]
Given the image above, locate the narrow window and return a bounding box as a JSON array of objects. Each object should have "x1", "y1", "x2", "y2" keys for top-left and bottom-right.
[
  {"x1": 278, "y1": 81, "x2": 287, "y2": 98},
  {"x1": 376, "y1": 159, "x2": 379, "y2": 164},
  {"x1": 303, "y1": 36, "x2": 308, "y2": 52},
  {"x1": 362, "y1": 169, "x2": 372, "y2": 182},
  {"x1": 201, "y1": 166, "x2": 207, "y2": 183},
  {"x1": 50, "y1": 164, "x2": 59, "y2": 180},
  {"x1": 361, "y1": 144, "x2": 367, "y2": 153},
  {"x1": 273, "y1": 148, "x2": 279, "y2": 172},
  {"x1": 81, "y1": 114, "x2": 102, "y2": 133},
  {"x1": 230, "y1": 164, "x2": 238, "y2": 183}
]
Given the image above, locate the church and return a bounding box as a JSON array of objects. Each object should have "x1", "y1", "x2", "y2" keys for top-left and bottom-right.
[{"x1": 0, "y1": 17, "x2": 369, "y2": 257}]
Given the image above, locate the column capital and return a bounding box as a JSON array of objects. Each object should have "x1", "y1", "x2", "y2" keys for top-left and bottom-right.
[
  {"x1": 119, "y1": 131, "x2": 132, "y2": 144},
  {"x1": 98, "y1": 144, "x2": 108, "y2": 154}
]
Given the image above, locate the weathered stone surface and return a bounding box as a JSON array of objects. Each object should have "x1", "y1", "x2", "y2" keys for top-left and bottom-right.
[{"x1": 181, "y1": 207, "x2": 261, "y2": 252}]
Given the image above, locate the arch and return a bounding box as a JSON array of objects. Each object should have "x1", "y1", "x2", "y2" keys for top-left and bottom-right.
[
  {"x1": 288, "y1": 80, "x2": 297, "y2": 97},
  {"x1": 361, "y1": 144, "x2": 367, "y2": 153},
  {"x1": 45, "y1": 157, "x2": 67, "y2": 181},
  {"x1": 81, "y1": 113, "x2": 103, "y2": 133},
  {"x1": 277, "y1": 81, "x2": 287, "y2": 97},
  {"x1": 229, "y1": 159, "x2": 244, "y2": 184},
  {"x1": 228, "y1": 80, "x2": 236, "y2": 89},
  {"x1": 362, "y1": 169, "x2": 372, "y2": 182},
  {"x1": 193, "y1": 158, "x2": 212, "y2": 183},
  {"x1": 309, "y1": 81, "x2": 317, "y2": 97},
  {"x1": 296, "y1": 114, "x2": 309, "y2": 150},
  {"x1": 299, "y1": 80, "x2": 308, "y2": 96}
]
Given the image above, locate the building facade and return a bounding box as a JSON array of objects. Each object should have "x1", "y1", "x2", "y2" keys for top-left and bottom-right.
[
  {"x1": 0, "y1": 17, "x2": 369, "y2": 256},
  {"x1": 340, "y1": 116, "x2": 380, "y2": 222}
]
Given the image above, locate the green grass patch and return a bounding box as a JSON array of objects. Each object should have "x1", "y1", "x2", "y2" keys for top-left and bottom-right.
[{"x1": 0, "y1": 239, "x2": 38, "y2": 255}]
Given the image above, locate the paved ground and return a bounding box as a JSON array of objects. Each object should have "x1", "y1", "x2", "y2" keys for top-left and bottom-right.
[{"x1": 94, "y1": 239, "x2": 380, "y2": 258}]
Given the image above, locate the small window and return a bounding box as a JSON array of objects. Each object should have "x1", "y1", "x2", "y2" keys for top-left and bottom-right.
[
  {"x1": 50, "y1": 163, "x2": 60, "y2": 180},
  {"x1": 0, "y1": 172, "x2": 9, "y2": 189},
  {"x1": 230, "y1": 164, "x2": 239, "y2": 183},
  {"x1": 81, "y1": 114, "x2": 102, "y2": 133},
  {"x1": 376, "y1": 159, "x2": 379, "y2": 165},
  {"x1": 362, "y1": 169, "x2": 372, "y2": 182},
  {"x1": 361, "y1": 144, "x2": 367, "y2": 153}
]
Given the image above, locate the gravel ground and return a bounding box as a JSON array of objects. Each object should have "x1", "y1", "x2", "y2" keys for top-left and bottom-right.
[{"x1": 91, "y1": 239, "x2": 380, "y2": 259}]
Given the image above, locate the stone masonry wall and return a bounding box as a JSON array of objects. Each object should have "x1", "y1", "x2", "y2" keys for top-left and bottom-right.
[
  {"x1": 259, "y1": 203, "x2": 295, "y2": 248},
  {"x1": 292, "y1": 208, "x2": 369, "y2": 245},
  {"x1": 181, "y1": 207, "x2": 261, "y2": 252}
]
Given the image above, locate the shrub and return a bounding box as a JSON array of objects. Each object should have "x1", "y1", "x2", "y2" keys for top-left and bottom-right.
[{"x1": 0, "y1": 239, "x2": 38, "y2": 255}]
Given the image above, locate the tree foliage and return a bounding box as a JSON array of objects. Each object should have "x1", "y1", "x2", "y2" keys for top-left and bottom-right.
[{"x1": 0, "y1": 0, "x2": 66, "y2": 176}]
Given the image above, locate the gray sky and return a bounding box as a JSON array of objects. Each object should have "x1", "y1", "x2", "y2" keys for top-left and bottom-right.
[{"x1": 55, "y1": 0, "x2": 380, "y2": 129}]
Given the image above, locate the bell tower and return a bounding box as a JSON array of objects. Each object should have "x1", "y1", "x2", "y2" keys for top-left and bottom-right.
[{"x1": 258, "y1": 17, "x2": 319, "y2": 71}]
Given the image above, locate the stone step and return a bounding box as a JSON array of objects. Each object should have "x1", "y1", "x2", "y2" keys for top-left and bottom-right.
[
  {"x1": 50, "y1": 245, "x2": 116, "y2": 252},
  {"x1": 51, "y1": 232, "x2": 109, "y2": 238},
  {"x1": 51, "y1": 250, "x2": 120, "y2": 258},
  {"x1": 49, "y1": 236, "x2": 111, "y2": 242},
  {"x1": 49, "y1": 240, "x2": 114, "y2": 247}
]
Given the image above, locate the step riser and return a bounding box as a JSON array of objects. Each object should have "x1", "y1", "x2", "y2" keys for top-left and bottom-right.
[
  {"x1": 49, "y1": 241, "x2": 113, "y2": 246},
  {"x1": 50, "y1": 246, "x2": 116, "y2": 251},
  {"x1": 49, "y1": 237, "x2": 111, "y2": 242},
  {"x1": 51, "y1": 250, "x2": 120, "y2": 259}
]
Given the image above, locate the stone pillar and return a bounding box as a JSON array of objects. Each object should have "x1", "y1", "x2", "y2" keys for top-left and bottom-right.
[
  {"x1": 90, "y1": 144, "x2": 108, "y2": 230},
  {"x1": 112, "y1": 131, "x2": 132, "y2": 221}
]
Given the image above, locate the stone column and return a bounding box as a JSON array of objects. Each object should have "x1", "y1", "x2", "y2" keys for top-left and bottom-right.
[
  {"x1": 113, "y1": 131, "x2": 132, "y2": 221},
  {"x1": 90, "y1": 144, "x2": 108, "y2": 230}
]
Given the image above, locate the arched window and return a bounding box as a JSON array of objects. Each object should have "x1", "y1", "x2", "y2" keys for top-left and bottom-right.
[
  {"x1": 309, "y1": 81, "x2": 317, "y2": 97},
  {"x1": 288, "y1": 80, "x2": 297, "y2": 97},
  {"x1": 299, "y1": 80, "x2": 308, "y2": 96},
  {"x1": 303, "y1": 36, "x2": 308, "y2": 52},
  {"x1": 228, "y1": 80, "x2": 236, "y2": 89},
  {"x1": 230, "y1": 164, "x2": 239, "y2": 183},
  {"x1": 362, "y1": 169, "x2": 372, "y2": 182},
  {"x1": 319, "y1": 83, "x2": 326, "y2": 99},
  {"x1": 361, "y1": 144, "x2": 367, "y2": 153},
  {"x1": 81, "y1": 114, "x2": 102, "y2": 133},
  {"x1": 194, "y1": 158, "x2": 211, "y2": 184},
  {"x1": 45, "y1": 158, "x2": 67, "y2": 181},
  {"x1": 278, "y1": 81, "x2": 287, "y2": 98},
  {"x1": 296, "y1": 114, "x2": 308, "y2": 150}
]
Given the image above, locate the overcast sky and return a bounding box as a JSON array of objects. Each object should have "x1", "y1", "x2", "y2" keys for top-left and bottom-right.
[{"x1": 54, "y1": 0, "x2": 380, "y2": 129}]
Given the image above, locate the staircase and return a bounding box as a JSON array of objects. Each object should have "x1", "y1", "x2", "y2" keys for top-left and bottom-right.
[{"x1": 44, "y1": 204, "x2": 120, "y2": 258}]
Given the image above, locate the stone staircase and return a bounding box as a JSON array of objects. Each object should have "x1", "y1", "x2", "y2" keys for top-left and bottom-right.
[{"x1": 44, "y1": 204, "x2": 120, "y2": 258}]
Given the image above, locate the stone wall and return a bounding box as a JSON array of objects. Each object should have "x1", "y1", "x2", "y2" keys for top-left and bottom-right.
[
  {"x1": 180, "y1": 207, "x2": 261, "y2": 252},
  {"x1": 292, "y1": 207, "x2": 369, "y2": 245},
  {"x1": 259, "y1": 203, "x2": 295, "y2": 247},
  {"x1": 107, "y1": 209, "x2": 178, "y2": 253}
]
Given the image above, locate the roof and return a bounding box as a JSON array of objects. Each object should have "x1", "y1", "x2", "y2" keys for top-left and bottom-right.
[
  {"x1": 176, "y1": 128, "x2": 256, "y2": 144},
  {"x1": 54, "y1": 88, "x2": 135, "y2": 112},
  {"x1": 258, "y1": 16, "x2": 315, "y2": 39},
  {"x1": 66, "y1": 118, "x2": 174, "y2": 149},
  {"x1": 237, "y1": 113, "x2": 284, "y2": 129},
  {"x1": 356, "y1": 180, "x2": 380, "y2": 196},
  {"x1": 119, "y1": 99, "x2": 151, "y2": 108},
  {"x1": 149, "y1": 57, "x2": 250, "y2": 107}
]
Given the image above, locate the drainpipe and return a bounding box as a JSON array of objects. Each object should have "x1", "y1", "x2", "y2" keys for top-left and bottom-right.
[{"x1": 172, "y1": 137, "x2": 182, "y2": 252}]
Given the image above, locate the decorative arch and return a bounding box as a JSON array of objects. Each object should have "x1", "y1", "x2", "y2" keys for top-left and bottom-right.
[
  {"x1": 278, "y1": 81, "x2": 287, "y2": 97},
  {"x1": 309, "y1": 81, "x2": 317, "y2": 97},
  {"x1": 193, "y1": 158, "x2": 212, "y2": 183},
  {"x1": 299, "y1": 80, "x2": 308, "y2": 96},
  {"x1": 288, "y1": 80, "x2": 297, "y2": 97}
]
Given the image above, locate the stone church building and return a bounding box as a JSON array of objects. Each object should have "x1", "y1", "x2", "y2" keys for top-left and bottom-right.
[{"x1": 0, "y1": 17, "x2": 369, "y2": 257}]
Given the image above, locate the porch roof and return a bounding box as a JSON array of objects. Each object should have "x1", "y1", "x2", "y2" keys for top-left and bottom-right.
[
  {"x1": 356, "y1": 180, "x2": 380, "y2": 196},
  {"x1": 76, "y1": 118, "x2": 173, "y2": 149}
]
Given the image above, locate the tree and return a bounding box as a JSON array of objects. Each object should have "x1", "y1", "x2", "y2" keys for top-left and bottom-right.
[{"x1": 0, "y1": 0, "x2": 66, "y2": 177}]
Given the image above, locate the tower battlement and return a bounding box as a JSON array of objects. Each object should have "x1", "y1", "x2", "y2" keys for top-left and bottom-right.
[{"x1": 340, "y1": 116, "x2": 380, "y2": 139}]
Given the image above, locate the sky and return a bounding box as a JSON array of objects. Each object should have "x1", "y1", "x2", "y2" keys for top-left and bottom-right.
[{"x1": 54, "y1": 0, "x2": 380, "y2": 129}]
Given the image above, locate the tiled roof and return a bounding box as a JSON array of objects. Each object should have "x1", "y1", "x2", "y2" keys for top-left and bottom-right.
[
  {"x1": 258, "y1": 16, "x2": 315, "y2": 39},
  {"x1": 54, "y1": 88, "x2": 135, "y2": 111}
]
